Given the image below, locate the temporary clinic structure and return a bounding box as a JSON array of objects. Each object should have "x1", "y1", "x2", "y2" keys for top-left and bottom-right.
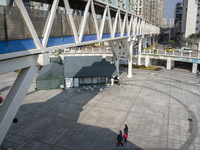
[
  {"x1": 36, "y1": 62, "x2": 64, "y2": 90},
  {"x1": 64, "y1": 56, "x2": 118, "y2": 86}
]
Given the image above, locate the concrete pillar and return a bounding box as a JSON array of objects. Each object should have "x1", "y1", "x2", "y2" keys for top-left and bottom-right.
[
  {"x1": 138, "y1": 38, "x2": 142, "y2": 65},
  {"x1": 111, "y1": 78, "x2": 114, "y2": 85},
  {"x1": 198, "y1": 42, "x2": 200, "y2": 51},
  {"x1": 145, "y1": 56, "x2": 150, "y2": 67},
  {"x1": 149, "y1": 36, "x2": 152, "y2": 45},
  {"x1": 192, "y1": 63, "x2": 198, "y2": 73},
  {"x1": 186, "y1": 42, "x2": 188, "y2": 47},
  {"x1": 127, "y1": 41, "x2": 133, "y2": 78},
  {"x1": 143, "y1": 36, "x2": 147, "y2": 48},
  {"x1": 115, "y1": 59, "x2": 119, "y2": 75},
  {"x1": 152, "y1": 36, "x2": 155, "y2": 45},
  {"x1": 155, "y1": 35, "x2": 158, "y2": 44},
  {"x1": 171, "y1": 61, "x2": 175, "y2": 69},
  {"x1": 166, "y1": 57, "x2": 171, "y2": 70}
]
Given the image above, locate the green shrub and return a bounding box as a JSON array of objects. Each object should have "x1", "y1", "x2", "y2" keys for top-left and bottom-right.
[{"x1": 144, "y1": 45, "x2": 153, "y2": 50}]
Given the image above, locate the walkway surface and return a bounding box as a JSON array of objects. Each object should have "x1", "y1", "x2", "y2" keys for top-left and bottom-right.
[{"x1": 1, "y1": 68, "x2": 200, "y2": 150}]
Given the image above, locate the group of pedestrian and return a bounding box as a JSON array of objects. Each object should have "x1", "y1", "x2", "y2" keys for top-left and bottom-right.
[{"x1": 117, "y1": 124, "x2": 128, "y2": 146}]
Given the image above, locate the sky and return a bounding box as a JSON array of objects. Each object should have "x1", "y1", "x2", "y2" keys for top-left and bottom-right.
[{"x1": 163, "y1": 0, "x2": 183, "y2": 21}]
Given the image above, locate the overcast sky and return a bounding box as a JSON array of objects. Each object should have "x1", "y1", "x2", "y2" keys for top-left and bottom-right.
[{"x1": 163, "y1": 0, "x2": 183, "y2": 22}]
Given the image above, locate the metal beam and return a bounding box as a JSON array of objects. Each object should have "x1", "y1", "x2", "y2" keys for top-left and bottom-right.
[
  {"x1": 122, "y1": 13, "x2": 128, "y2": 37},
  {"x1": 79, "y1": 0, "x2": 91, "y2": 42},
  {"x1": 15, "y1": 0, "x2": 43, "y2": 49},
  {"x1": 0, "y1": 55, "x2": 38, "y2": 75},
  {"x1": 128, "y1": 15, "x2": 133, "y2": 36},
  {"x1": 99, "y1": 5, "x2": 108, "y2": 40},
  {"x1": 112, "y1": 10, "x2": 119, "y2": 38},
  {"x1": 91, "y1": 0, "x2": 100, "y2": 40},
  {"x1": 0, "y1": 64, "x2": 39, "y2": 145},
  {"x1": 42, "y1": 0, "x2": 59, "y2": 48},
  {"x1": 127, "y1": 41, "x2": 133, "y2": 78},
  {"x1": 107, "y1": 6, "x2": 113, "y2": 36},
  {"x1": 63, "y1": 0, "x2": 79, "y2": 43}
]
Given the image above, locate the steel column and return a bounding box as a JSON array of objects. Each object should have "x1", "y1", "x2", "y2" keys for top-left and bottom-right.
[
  {"x1": 0, "y1": 64, "x2": 39, "y2": 145},
  {"x1": 127, "y1": 41, "x2": 133, "y2": 78},
  {"x1": 138, "y1": 37, "x2": 142, "y2": 65}
]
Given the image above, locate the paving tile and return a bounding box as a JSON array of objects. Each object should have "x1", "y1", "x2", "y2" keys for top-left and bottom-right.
[{"x1": 1, "y1": 69, "x2": 200, "y2": 150}]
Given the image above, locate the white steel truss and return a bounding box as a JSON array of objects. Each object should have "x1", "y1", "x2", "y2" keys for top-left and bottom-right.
[{"x1": 0, "y1": 0, "x2": 159, "y2": 61}]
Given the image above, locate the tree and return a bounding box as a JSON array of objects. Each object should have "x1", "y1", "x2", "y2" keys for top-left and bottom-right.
[{"x1": 169, "y1": 40, "x2": 175, "y2": 45}]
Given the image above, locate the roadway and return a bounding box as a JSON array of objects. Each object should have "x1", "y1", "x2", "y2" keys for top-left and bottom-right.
[{"x1": 144, "y1": 44, "x2": 200, "y2": 59}]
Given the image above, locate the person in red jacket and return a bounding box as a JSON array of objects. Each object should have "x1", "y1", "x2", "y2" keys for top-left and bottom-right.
[{"x1": 0, "y1": 96, "x2": 3, "y2": 104}]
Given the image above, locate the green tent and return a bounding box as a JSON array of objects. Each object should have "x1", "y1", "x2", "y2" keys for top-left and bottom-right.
[{"x1": 36, "y1": 62, "x2": 64, "y2": 90}]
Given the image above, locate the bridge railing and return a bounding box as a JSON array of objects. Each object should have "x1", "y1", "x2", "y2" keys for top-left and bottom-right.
[{"x1": 142, "y1": 49, "x2": 200, "y2": 59}]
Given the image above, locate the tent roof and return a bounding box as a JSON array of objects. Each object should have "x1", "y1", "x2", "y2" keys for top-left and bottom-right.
[
  {"x1": 37, "y1": 62, "x2": 64, "y2": 78},
  {"x1": 64, "y1": 56, "x2": 118, "y2": 78}
]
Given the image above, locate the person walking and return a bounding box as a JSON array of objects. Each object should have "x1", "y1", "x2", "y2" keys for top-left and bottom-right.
[
  {"x1": 117, "y1": 130, "x2": 123, "y2": 146},
  {"x1": 123, "y1": 124, "x2": 128, "y2": 143}
]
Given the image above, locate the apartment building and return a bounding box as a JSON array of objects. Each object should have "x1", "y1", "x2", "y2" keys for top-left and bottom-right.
[
  {"x1": 175, "y1": 2, "x2": 183, "y2": 25},
  {"x1": 169, "y1": 19, "x2": 174, "y2": 28},
  {"x1": 174, "y1": 2, "x2": 183, "y2": 40},
  {"x1": 162, "y1": 18, "x2": 168, "y2": 28},
  {"x1": 134, "y1": 0, "x2": 164, "y2": 27},
  {"x1": 100, "y1": 0, "x2": 135, "y2": 13},
  {"x1": 181, "y1": 0, "x2": 200, "y2": 38}
]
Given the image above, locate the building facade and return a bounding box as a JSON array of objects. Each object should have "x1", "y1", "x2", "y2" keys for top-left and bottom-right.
[
  {"x1": 162, "y1": 18, "x2": 168, "y2": 28},
  {"x1": 174, "y1": 2, "x2": 183, "y2": 40},
  {"x1": 169, "y1": 19, "x2": 174, "y2": 28},
  {"x1": 181, "y1": 0, "x2": 200, "y2": 38},
  {"x1": 175, "y1": 2, "x2": 183, "y2": 25},
  {"x1": 133, "y1": 0, "x2": 164, "y2": 27},
  {"x1": 100, "y1": 0, "x2": 134, "y2": 13}
]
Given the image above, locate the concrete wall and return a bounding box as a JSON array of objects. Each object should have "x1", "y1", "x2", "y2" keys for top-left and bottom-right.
[
  {"x1": 0, "y1": 6, "x2": 5, "y2": 41},
  {"x1": 0, "y1": 5, "x2": 114, "y2": 41}
]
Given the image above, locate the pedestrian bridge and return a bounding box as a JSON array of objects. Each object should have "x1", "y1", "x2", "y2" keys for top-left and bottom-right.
[
  {"x1": 0, "y1": 0, "x2": 160, "y2": 146},
  {"x1": 139, "y1": 49, "x2": 200, "y2": 73}
]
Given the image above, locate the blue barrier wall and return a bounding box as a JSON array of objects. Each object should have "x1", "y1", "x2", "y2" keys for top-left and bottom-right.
[{"x1": 0, "y1": 33, "x2": 130, "y2": 54}]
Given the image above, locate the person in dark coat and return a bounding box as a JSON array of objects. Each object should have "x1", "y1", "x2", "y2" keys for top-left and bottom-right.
[
  {"x1": 124, "y1": 124, "x2": 128, "y2": 134},
  {"x1": 117, "y1": 130, "x2": 123, "y2": 146},
  {"x1": 124, "y1": 124, "x2": 128, "y2": 143}
]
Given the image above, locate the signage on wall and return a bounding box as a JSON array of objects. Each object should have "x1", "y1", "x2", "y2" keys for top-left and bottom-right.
[{"x1": 177, "y1": 57, "x2": 200, "y2": 64}]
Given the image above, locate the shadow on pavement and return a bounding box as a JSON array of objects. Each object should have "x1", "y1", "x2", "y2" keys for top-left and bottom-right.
[{"x1": 1, "y1": 88, "x2": 142, "y2": 150}]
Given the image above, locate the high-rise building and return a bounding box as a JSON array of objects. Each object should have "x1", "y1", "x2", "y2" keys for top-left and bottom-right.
[
  {"x1": 181, "y1": 0, "x2": 200, "y2": 38},
  {"x1": 100, "y1": 0, "x2": 135, "y2": 13},
  {"x1": 134, "y1": 0, "x2": 144, "y2": 16},
  {"x1": 162, "y1": 18, "x2": 168, "y2": 28},
  {"x1": 174, "y1": 2, "x2": 183, "y2": 40},
  {"x1": 133, "y1": 0, "x2": 164, "y2": 27},
  {"x1": 174, "y1": 2, "x2": 183, "y2": 25},
  {"x1": 169, "y1": 19, "x2": 174, "y2": 28}
]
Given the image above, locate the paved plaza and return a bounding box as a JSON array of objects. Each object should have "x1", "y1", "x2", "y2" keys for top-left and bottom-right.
[{"x1": 1, "y1": 68, "x2": 200, "y2": 150}]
